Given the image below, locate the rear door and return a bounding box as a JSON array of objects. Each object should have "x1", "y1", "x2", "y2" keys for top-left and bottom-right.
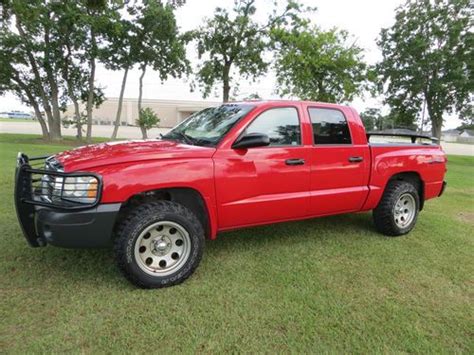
[
  {"x1": 307, "y1": 106, "x2": 370, "y2": 215},
  {"x1": 213, "y1": 105, "x2": 311, "y2": 229}
]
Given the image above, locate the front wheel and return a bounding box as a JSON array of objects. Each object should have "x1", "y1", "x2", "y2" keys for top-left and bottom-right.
[
  {"x1": 373, "y1": 180, "x2": 420, "y2": 237},
  {"x1": 114, "y1": 200, "x2": 204, "y2": 288}
]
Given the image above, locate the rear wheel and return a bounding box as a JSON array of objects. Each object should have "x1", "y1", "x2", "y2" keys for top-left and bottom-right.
[
  {"x1": 114, "y1": 200, "x2": 204, "y2": 288},
  {"x1": 373, "y1": 180, "x2": 420, "y2": 236}
]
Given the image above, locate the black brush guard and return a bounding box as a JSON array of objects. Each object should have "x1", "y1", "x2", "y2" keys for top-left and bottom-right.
[{"x1": 14, "y1": 153, "x2": 102, "y2": 247}]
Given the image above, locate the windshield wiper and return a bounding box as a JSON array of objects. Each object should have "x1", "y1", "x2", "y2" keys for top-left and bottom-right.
[
  {"x1": 167, "y1": 131, "x2": 195, "y2": 145},
  {"x1": 193, "y1": 137, "x2": 215, "y2": 146},
  {"x1": 163, "y1": 131, "x2": 215, "y2": 146}
]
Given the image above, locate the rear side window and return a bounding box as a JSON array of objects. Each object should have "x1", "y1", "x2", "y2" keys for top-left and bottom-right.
[
  {"x1": 244, "y1": 107, "x2": 301, "y2": 146},
  {"x1": 309, "y1": 108, "x2": 351, "y2": 144}
]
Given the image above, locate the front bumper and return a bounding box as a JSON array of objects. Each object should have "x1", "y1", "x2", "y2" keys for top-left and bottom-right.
[
  {"x1": 34, "y1": 204, "x2": 121, "y2": 248},
  {"x1": 14, "y1": 153, "x2": 121, "y2": 248}
]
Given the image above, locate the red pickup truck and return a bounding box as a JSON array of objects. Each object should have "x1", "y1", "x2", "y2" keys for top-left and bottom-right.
[{"x1": 15, "y1": 100, "x2": 447, "y2": 288}]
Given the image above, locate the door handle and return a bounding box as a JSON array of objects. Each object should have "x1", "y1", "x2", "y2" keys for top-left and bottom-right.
[
  {"x1": 348, "y1": 156, "x2": 363, "y2": 163},
  {"x1": 285, "y1": 158, "x2": 305, "y2": 166}
]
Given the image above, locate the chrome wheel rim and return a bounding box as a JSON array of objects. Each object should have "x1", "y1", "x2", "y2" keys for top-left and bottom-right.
[
  {"x1": 134, "y1": 221, "x2": 191, "y2": 276},
  {"x1": 394, "y1": 193, "x2": 416, "y2": 228}
]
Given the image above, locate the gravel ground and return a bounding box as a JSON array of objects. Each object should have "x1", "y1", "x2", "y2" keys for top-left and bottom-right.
[{"x1": 1, "y1": 120, "x2": 473, "y2": 156}]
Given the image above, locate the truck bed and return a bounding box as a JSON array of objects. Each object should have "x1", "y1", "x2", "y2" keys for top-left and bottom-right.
[{"x1": 363, "y1": 140, "x2": 446, "y2": 211}]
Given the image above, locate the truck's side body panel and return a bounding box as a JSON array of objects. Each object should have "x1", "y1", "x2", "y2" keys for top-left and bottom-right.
[
  {"x1": 304, "y1": 104, "x2": 371, "y2": 215},
  {"x1": 362, "y1": 145, "x2": 447, "y2": 211},
  {"x1": 91, "y1": 158, "x2": 220, "y2": 239},
  {"x1": 308, "y1": 145, "x2": 371, "y2": 215},
  {"x1": 213, "y1": 102, "x2": 312, "y2": 229},
  {"x1": 213, "y1": 101, "x2": 446, "y2": 232},
  {"x1": 50, "y1": 100, "x2": 447, "y2": 240}
]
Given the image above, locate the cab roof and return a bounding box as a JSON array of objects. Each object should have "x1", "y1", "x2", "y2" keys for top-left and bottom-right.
[{"x1": 225, "y1": 99, "x2": 352, "y2": 110}]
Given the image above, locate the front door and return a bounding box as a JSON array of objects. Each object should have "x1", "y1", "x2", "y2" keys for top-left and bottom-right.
[{"x1": 214, "y1": 106, "x2": 311, "y2": 229}]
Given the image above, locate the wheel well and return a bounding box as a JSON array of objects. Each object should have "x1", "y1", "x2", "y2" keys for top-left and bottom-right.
[
  {"x1": 388, "y1": 172, "x2": 425, "y2": 210},
  {"x1": 118, "y1": 188, "x2": 210, "y2": 238}
]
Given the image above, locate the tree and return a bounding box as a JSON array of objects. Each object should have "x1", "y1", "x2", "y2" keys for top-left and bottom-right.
[
  {"x1": 137, "y1": 107, "x2": 160, "y2": 139},
  {"x1": 191, "y1": 0, "x2": 304, "y2": 102},
  {"x1": 360, "y1": 108, "x2": 399, "y2": 131},
  {"x1": 55, "y1": 0, "x2": 111, "y2": 141},
  {"x1": 376, "y1": 0, "x2": 473, "y2": 139},
  {"x1": 360, "y1": 108, "x2": 380, "y2": 131},
  {"x1": 133, "y1": 0, "x2": 188, "y2": 139},
  {"x1": 0, "y1": 35, "x2": 50, "y2": 140},
  {"x1": 82, "y1": 0, "x2": 114, "y2": 142},
  {"x1": 0, "y1": 0, "x2": 69, "y2": 140},
  {"x1": 103, "y1": 7, "x2": 136, "y2": 140},
  {"x1": 242, "y1": 92, "x2": 262, "y2": 100},
  {"x1": 55, "y1": 1, "x2": 107, "y2": 140},
  {"x1": 271, "y1": 24, "x2": 368, "y2": 103},
  {"x1": 0, "y1": 0, "x2": 115, "y2": 141}
]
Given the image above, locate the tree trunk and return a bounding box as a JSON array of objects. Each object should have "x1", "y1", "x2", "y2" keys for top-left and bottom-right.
[
  {"x1": 64, "y1": 42, "x2": 82, "y2": 140},
  {"x1": 431, "y1": 118, "x2": 442, "y2": 140},
  {"x1": 72, "y1": 98, "x2": 82, "y2": 140},
  {"x1": 222, "y1": 63, "x2": 231, "y2": 102},
  {"x1": 16, "y1": 20, "x2": 55, "y2": 141},
  {"x1": 46, "y1": 85, "x2": 61, "y2": 142},
  {"x1": 48, "y1": 85, "x2": 62, "y2": 141},
  {"x1": 86, "y1": 30, "x2": 97, "y2": 143},
  {"x1": 419, "y1": 99, "x2": 426, "y2": 134},
  {"x1": 44, "y1": 24, "x2": 62, "y2": 141},
  {"x1": 49, "y1": 116, "x2": 62, "y2": 141},
  {"x1": 29, "y1": 96, "x2": 49, "y2": 140},
  {"x1": 138, "y1": 66, "x2": 147, "y2": 139},
  {"x1": 111, "y1": 67, "x2": 129, "y2": 139},
  {"x1": 37, "y1": 115, "x2": 50, "y2": 140},
  {"x1": 426, "y1": 97, "x2": 443, "y2": 140},
  {"x1": 317, "y1": 80, "x2": 328, "y2": 102},
  {"x1": 140, "y1": 126, "x2": 148, "y2": 139},
  {"x1": 64, "y1": 91, "x2": 82, "y2": 140},
  {"x1": 12, "y1": 73, "x2": 50, "y2": 140}
]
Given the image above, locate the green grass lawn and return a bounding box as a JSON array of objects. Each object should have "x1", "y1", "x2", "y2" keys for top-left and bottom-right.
[
  {"x1": 0, "y1": 133, "x2": 473, "y2": 353},
  {"x1": 0, "y1": 133, "x2": 110, "y2": 147}
]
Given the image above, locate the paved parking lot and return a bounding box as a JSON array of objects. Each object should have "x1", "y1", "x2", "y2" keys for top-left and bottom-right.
[
  {"x1": 441, "y1": 142, "x2": 474, "y2": 156},
  {"x1": 0, "y1": 120, "x2": 169, "y2": 139},
  {"x1": 1, "y1": 120, "x2": 473, "y2": 156}
]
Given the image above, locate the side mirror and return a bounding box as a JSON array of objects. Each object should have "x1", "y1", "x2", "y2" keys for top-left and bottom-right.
[{"x1": 232, "y1": 133, "x2": 270, "y2": 149}]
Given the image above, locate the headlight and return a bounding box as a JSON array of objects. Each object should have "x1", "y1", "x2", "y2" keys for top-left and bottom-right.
[{"x1": 55, "y1": 176, "x2": 99, "y2": 204}]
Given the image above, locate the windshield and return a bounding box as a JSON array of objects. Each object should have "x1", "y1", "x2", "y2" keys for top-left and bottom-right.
[{"x1": 163, "y1": 104, "x2": 255, "y2": 146}]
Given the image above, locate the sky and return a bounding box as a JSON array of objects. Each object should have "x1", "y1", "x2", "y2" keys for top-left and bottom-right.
[{"x1": 0, "y1": 0, "x2": 464, "y2": 129}]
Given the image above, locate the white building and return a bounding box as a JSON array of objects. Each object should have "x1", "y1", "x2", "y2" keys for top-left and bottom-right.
[{"x1": 65, "y1": 98, "x2": 221, "y2": 128}]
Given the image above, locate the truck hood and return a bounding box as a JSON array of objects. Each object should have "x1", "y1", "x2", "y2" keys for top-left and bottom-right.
[{"x1": 54, "y1": 139, "x2": 216, "y2": 171}]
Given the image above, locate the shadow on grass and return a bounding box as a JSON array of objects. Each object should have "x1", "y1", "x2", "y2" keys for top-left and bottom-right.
[
  {"x1": 13, "y1": 212, "x2": 380, "y2": 289},
  {"x1": 212, "y1": 212, "x2": 378, "y2": 245}
]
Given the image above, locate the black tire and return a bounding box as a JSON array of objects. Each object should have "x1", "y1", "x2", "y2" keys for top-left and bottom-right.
[
  {"x1": 114, "y1": 200, "x2": 204, "y2": 288},
  {"x1": 372, "y1": 180, "x2": 420, "y2": 237}
]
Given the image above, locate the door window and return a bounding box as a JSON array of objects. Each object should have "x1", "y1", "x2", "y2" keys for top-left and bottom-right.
[
  {"x1": 244, "y1": 107, "x2": 301, "y2": 146},
  {"x1": 309, "y1": 108, "x2": 351, "y2": 144}
]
